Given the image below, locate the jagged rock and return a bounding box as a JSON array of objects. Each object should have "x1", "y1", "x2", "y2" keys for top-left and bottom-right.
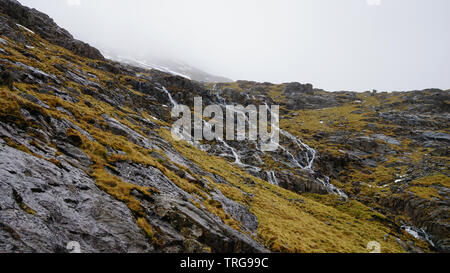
[
  {"x1": 114, "y1": 162, "x2": 193, "y2": 199},
  {"x1": 65, "y1": 70, "x2": 102, "y2": 90},
  {"x1": 149, "y1": 196, "x2": 267, "y2": 253},
  {"x1": 210, "y1": 188, "x2": 258, "y2": 233},
  {"x1": 283, "y1": 82, "x2": 314, "y2": 95},
  {"x1": 285, "y1": 95, "x2": 339, "y2": 110},
  {"x1": 317, "y1": 151, "x2": 362, "y2": 179},
  {"x1": 19, "y1": 93, "x2": 50, "y2": 109},
  {"x1": 348, "y1": 136, "x2": 379, "y2": 153},
  {"x1": 362, "y1": 158, "x2": 378, "y2": 168},
  {"x1": 112, "y1": 162, "x2": 266, "y2": 252},
  {"x1": 102, "y1": 114, "x2": 155, "y2": 150},
  {"x1": 0, "y1": 65, "x2": 15, "y2": 89},
  {"x1": 55, "y1": 142, "x2": 92, "y2": 167},
  {"x1": 419, "y1": 131, "x2": 450, "y2": 142},
  {"x1": 277, "y1": 171, "x2": 329, "y2": 195},
  {"x1": 371, "y1": 134, "x2": 401, "y2": 145},
  {"x1": 13, "y1": 61, "x2": 61, "y2": 84},
  {"x1": 48, "y1": 117, "x2": 93, "y2": 141},
  {"x1": 380, "y1": 194, "x2": 450, "y2": 252},
  {"x1": 0, "y1": 144, "x2": 153, "y2": 253}
]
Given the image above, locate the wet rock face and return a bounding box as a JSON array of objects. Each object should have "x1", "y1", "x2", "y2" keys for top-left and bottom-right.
[
  {"x1": 147, "y1": 196, "x2": 266, "y2": 253},
  {"x1": 0, "y1": 144, "x2": 153, "y2": 253},
  {"x1": 0, "y1": 0, "x2": 104, "y2": 60},
  {"x1": 112, "y1": 163, "x2": 264, "y2": 253},
  {"x1": 209, "y1": 189, "x2": 259, "y2": 233},
  {"x1": 0, "y1": 82, "x2": 266, "y2": 253},
  {"x1": 0, "y1": 140, "x2": 267, "y2": 253}
]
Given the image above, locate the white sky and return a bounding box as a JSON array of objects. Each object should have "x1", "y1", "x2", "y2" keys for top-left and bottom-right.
[{"x1": 19, "y1": 0, "x2": 450, "y2": 91}]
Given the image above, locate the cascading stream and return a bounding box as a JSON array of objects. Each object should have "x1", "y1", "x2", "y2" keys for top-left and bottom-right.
[
  {"x1": 161, "y1": 86, "x2": 178, "y2": 106},
  {"x1": 317, "y1": 177, "x2": 348, "y2": 199},
  {"x1": 266, "y1": 171, "x2": 279, "y2": 186},
  {"x1": 163, "y1": 86, "x2": 346, "y2": 199},
  {"x1": 163, "y1": 85, "x2": 260, "y2": 172},
  {"x1": 214, "y1": 89, "x2": 346, "y2": 198},
  {"x1": 401, "y1": 225, "x2": 435, "y2": 247},
  {"x1": 264, "y1": 103, "x2": 347, "y2": 199},
  {"x1": 263, "y1": 103, "x2": 315, "y2": 170}
]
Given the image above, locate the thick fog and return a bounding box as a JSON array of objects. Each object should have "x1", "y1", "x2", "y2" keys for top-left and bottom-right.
[{"x1": 19, "y1": 0, "x2": 450, "y2": 91}]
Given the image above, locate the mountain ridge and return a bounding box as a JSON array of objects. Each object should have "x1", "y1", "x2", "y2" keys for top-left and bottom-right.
[{"x1": 100, "y1": 47, "x2": 233, "y2": 83}]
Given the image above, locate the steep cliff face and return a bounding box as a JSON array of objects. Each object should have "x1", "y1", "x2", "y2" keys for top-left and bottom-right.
[{"x1": 0, "y1": 1, "x2": 448, "y2": 253}]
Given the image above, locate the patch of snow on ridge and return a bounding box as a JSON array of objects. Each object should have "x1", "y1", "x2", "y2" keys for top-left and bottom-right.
[{"x1": 99, "y1": 48, "x2": 191, "y2": 80}]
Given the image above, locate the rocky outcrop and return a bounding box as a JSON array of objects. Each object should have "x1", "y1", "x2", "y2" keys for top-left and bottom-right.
[
  {"x1": 0, "y1": 119, "x2": 267, "y2": 253},
  {"x1": 380, "y1": 194, "x2": 450, "y2": 252},
  {"x1": 0, "y1": 144, "x2": 153, "y2": 253},
  {"x1": 283, "y1": 82, "x2": 314, "y2": 96}
]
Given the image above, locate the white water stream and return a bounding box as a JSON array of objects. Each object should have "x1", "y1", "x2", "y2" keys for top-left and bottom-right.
[
  {"x1": 266, "y1": 171, "x2": 279, "y2": 186},
  {"x1": 162, "y1": 86, "x2": 346, "y2": 198},
  {"x1": 161, "y1": 86, "x2": 178, "y2": 106},
  {"x1": 401, "y1": 225, "x2": 435, "y2": 247}
]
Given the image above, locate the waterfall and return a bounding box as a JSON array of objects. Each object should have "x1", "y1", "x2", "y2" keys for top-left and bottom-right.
[
  {"x1": 211, "y1": 91, "x2": 345, "y2": 198},
  {"x1": 263, "y1": 103, "x2": 314, "y2": 170},
  {"x1": 201, "y1": 110, "x2": 260, "y2": 172},
  {"x1": 212, "y1": 84, "x2": 227, "y2": 104},
  {"x1": 219, "y1": 139, "x2": 242, "y2": 165},
  {"x1": 266, "y1": 171, "x2": 279, "y2": 186},
  {"x1": 277, "y1": 144, "x2": 303, "y2": 168},
  {"x1": 212, "y1": 91, "x2": 261, "y2": 172},
  {"x1": 401, "y1": 225, "x2": 435, "y2": 247},
  {"x1": 161, "y1": 86, "x2": 178, "y2": 106},
  {"x1": 317, "y1": 177, "x2": 348, "y2": 199},
  {"x1": 163, "y1": 85, "x2": 346, "y2": 199},
  {"x1": 217, "y1": 138, "x2": 261, "y2": 172},
  {"x1": 162, "y1": 86, "x2": 202, "y2": 149},
  {"x1": 164, "y1": 84, "x2": 246, "y2": 170},
  {"x1": 264, "y1": 102, "x2": 347, "y2": 199},
  {"x1": 281, "y1": 130, "x2": 316, "y2": 171}
]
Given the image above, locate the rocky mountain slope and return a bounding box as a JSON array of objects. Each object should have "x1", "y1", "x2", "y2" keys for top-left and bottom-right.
[{"x1": 0, "y1": 0, "x2": 448, "y2": 253}]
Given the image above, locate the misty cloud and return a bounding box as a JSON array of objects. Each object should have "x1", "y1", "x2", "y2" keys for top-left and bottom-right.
[
  {"x1": 66, "y1": 0, "x2": 81, "y2": 7},
  {"x1": 366, "y1": 0, "x2": 382, "y2": 6},
  {"x1": 18, "y1": 0, "x2": 450, "y2": 92}
]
